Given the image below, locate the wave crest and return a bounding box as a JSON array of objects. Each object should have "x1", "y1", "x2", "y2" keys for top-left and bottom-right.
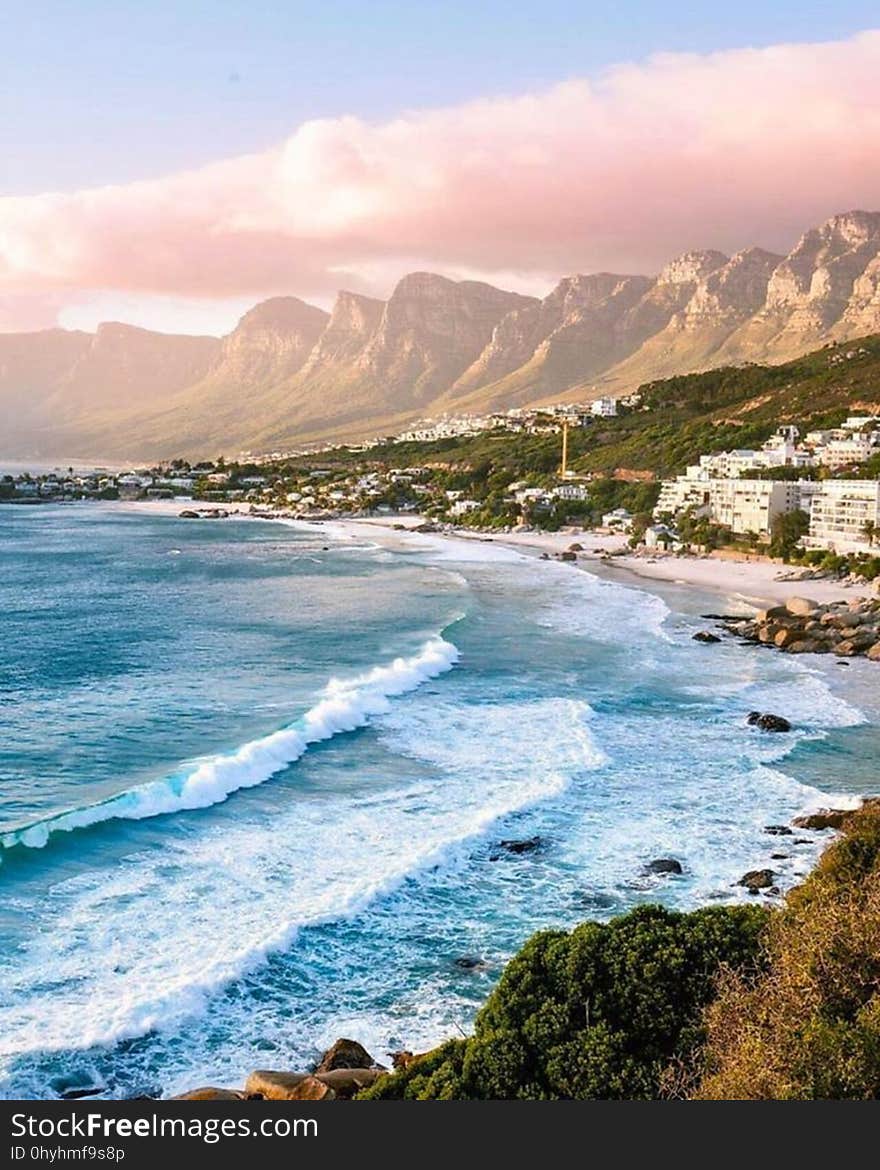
[{"x1": 1, "y1": 635, "x2": 459, "y2": 852}]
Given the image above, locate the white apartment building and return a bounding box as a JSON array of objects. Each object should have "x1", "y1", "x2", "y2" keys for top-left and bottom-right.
[
  {"x1": 655, "y1": 476, "x2": 816, "y2": 537},
  {"x1": 590, "y1": 397, "x2": 618, "y2": 418},
  {"x1": 813, "y1": 433, "x2": 877, "y2": 469},
  {"x1": 805, "y1": 480, "x2": 880, "y2": 554}
]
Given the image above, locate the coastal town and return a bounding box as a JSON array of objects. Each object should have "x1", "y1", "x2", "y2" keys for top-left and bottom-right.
[{"x1": 5, "y1": 395, "x2": 880, "y2": 577}]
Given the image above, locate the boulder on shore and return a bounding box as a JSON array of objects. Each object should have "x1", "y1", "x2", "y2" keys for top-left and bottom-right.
[
  {"x1": 245, "y1": 1071, "x2": 335, "y2": 1101},
  {"x1": 792, "y1": 809, "x2": 851, "y2": 831},
  {"x1": 747, "y1": 712, "x2": 792, "y2": 733},
  {"x1": 314, "y1": 1068, "x2": 384, "y2": 1098},
  {"x1": 316, "y1": 1038, "x2": 376, "y2": 1073},
  {"x1": 785, "y1": 597, "x2": 819, "y2": 617},
  {"x1": 171, "y1": 1087, "x2": 244, "y2": 1101}
]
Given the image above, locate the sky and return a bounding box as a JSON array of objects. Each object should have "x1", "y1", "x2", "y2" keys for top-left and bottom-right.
[{"x1": 1, "y1": 2, "x2": 880, "y2": 334}]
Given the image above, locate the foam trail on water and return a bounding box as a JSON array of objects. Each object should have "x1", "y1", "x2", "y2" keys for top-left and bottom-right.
[{"x1": 1, "y1": 636, "x2": 459, "y2": 852}]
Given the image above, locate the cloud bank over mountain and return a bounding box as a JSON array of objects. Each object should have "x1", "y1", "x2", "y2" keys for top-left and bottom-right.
[{"x1": 1, "y1": 31, "x2": 879, "y2": 332}]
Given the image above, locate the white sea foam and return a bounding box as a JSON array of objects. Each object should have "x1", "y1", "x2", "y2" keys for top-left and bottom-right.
[
  {"x1": 742, "y1": 667, "x2": 867, "y2": 730},
  {"x1": 533, "y1": 562, "x2": 672, "y2": 644},
  {"x1": 378, "y1": 696, "x2": 607, "y2": 776},
  {"x1": 1, "y1": 636, "x2": 460, "y2": 852},
  {"x1": 0, "y1": 726, "x2": 571, "y2": 1061}
]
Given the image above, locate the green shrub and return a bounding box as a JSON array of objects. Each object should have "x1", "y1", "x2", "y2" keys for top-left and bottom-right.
[
  {"x1": 695, "y1": 803, "x2": 880, "y2": 1099},
  {"x1": 361, "y1": 903, "x2": 768, "y2": 1100}
]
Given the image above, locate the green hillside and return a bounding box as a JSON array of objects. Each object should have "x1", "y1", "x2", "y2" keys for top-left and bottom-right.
[{"x1": 298, "y1": 334, "x2": 880, "y2": 483}]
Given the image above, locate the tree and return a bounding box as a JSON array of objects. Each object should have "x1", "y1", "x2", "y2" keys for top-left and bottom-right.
[
  {"x1": 862, "y1": 520, "x2": 877, "y2": 548},
  {"x1": 769, "y1": 509, "x2": 810, "y2": 561}
]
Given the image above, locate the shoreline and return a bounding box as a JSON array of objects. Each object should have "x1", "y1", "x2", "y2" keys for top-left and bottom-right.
[
  {"x1": 305, "y1": 511, "x2": 874, "y2": 609},
  {"x1": 62, "y1": 498, "x2": 877, "y2": 611}
]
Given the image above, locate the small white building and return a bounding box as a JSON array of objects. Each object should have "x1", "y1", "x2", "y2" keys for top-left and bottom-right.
[
  {"x1": 590, "y1": 397, "x2": 618, "y2": 418},
  {"x1": 644, "y1": 524, "x2": 679, "y2": 549},
  {"x1": 602, "y1": 508, "x2": 634, "y2": 531},
  {"x1": 449, "y1": 498, "x2": 481, "y2": 518},
  {"x1": 553, "y1": 482, "x2": 590, "y2": 501}
]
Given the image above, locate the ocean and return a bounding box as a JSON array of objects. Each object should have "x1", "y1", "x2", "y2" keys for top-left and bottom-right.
[{"x1": 0, "y1": 502, "x2": 875, "y2": 1100}]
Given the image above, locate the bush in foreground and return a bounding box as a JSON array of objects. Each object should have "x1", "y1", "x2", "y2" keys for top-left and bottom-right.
[
  {"x1": 361, "y1": 903, "x2": 768, "y2": 1099},
  {"x1": 694, "y1": 803, "x2": 880, "y2": 1099}
]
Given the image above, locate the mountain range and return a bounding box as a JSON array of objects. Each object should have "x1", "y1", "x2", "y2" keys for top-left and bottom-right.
[{"x1": 3, "y1": 210, "x2": 880, "y2": 460}]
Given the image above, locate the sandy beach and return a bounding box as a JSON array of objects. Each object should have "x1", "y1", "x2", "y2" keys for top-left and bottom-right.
[
  {"x1": 343, "y1": 515, "x2": 873, "y2": 609},
  {"x1": 120, "y1": 499, "x2": 875, "y2": 611}
]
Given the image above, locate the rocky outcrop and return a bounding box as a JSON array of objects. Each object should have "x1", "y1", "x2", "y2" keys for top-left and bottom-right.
[
  {"x1": 717, "y1": 211, "x2": 880, "y2": 363},
  {"x1": 315, "y1": 1038, "x2": 376, "y2": 1073},
  {"x1": 245, "y1": 1071, "x2": 336, "y2": 1101},
  {"x1": 169, "y1": 1038, "x2": 390, "y2": 1103},
  {"x1": 171, "y1": 1086, "x2": 245, "y2": 1100},
  {"x1": 793, "y1": 809, "x2": 853, "y2": 831},
  {"x1": 726, "y1": 597, "x2": 880, "y2": 660}
]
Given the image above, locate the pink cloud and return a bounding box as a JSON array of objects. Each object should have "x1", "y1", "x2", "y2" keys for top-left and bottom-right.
[{"x1": 2, "y1": 30, "x2": 880, "y2": 330}]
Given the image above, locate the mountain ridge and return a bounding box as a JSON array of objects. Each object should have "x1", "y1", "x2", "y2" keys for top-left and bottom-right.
[{"x1": 3, "y1": 210, "x2": 880, "y2": 459}]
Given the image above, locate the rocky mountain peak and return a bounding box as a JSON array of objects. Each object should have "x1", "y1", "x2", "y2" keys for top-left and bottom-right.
[
  {"x1": 817, "y1": 210, "x2": 880, "y2": 248},
  {"x1": 657, "y1": 250, "x2": 729, "y2": 287},
  {"x1": 230, "y1": 296, "x2": 329, "y2": 339}
]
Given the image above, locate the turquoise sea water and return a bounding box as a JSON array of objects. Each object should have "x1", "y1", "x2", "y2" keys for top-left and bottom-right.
[{"x1": 0, "y1": 503, "x2": 875, "y2": 1099}]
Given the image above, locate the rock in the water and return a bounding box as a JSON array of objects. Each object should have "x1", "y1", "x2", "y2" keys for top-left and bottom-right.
[
  {"x1": 314, "y1": 1069, "x2": 384, "y2": 1098},
  {"x1": 692, "y1": 631, "x2": 721, "y2": 644},
  {"x1": 454, "y1": 955, "x2": 486, "y2": 970},
  {"x1": 770, "y1": 853, "x2": 789, "y2": 860},
  {"x1": 172, "y1": 1087, "x2": 245, "y2": 1101},
  {"x1": 316, "y1": 1038, "x2": 375, "y2": 1073},
  {"x1": 178, "y1": 510, "x2": 200, "y2": 519},
  {"x1": 737, "y1": 869, "x2": 775, "y2": 892},
  {"x1": 245, "y1": 1071, "x2": 335, "y2": 1101},
  {"x1": 785, "y1": 596, "x2": 819, "y2": 617},
  {"x1": 792, "y1": 809, "x2": 850, "y2": 831},
  {"x1": 646, "y1": 858, "x2": 683, "y2": 875},
  {"x1": 764, "y1": 825, "x2": 792, "y2": 836},
  {"x1": 747, "y1": 712, "x2": 792, "y2": 732},
  {"x1": 494, "y1": 836, "x2": 543, "y2": 856},
  {"x1": 559, "y1": 550, "x2": 577, "y2": 562}
]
